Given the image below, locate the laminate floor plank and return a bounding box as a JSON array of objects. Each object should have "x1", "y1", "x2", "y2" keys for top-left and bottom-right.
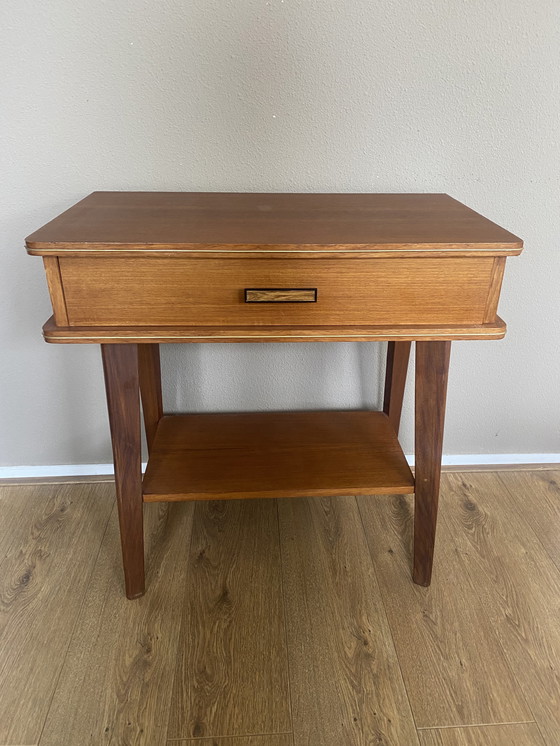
[
  {"x1": 167, "y1": 499, "x2": 291, "y2": 740},
  {"x1": 418, "y1": 722, "x2": 544, "y2": 746},
  {"x1": 168, "y1": 735, "x2": 293, "y2": 745},
  {"x1": 497, "y1": 470, "x2": 560, "y2": 573},
  {"x1": 442, "y1": 472, "x2": 560, "y2": 746},
  {"x1": 39, "y1": 501, "x2": 194, "y2": 746},
  {"x1": 0, "y1": 482, "x2": 113, "y2": 746},
  {"x1": 357, "y1": 491, "x2": 530, "y2": 728},
  {"x1": 4, "y1": 472, "x2": 560, "y2": 745},
  {"x1": 278, "y1": 495, "x2": 419, "y2": 746}
]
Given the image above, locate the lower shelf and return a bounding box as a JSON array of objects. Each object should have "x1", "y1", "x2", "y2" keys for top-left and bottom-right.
[{"x1": 142, "y1": 410, "x2": 414, "y2": 502}]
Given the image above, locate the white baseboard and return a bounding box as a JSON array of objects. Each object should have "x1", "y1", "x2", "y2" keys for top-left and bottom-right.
[
  {"x1": 410, "y1": 453, "x2": 560, "y2": 467},
  {"x1": 0, "y1": 463, "x2": 148, "y2": 480},
  {"x1": 0, "y1": 454, "x2": 558, "y2": 481}
]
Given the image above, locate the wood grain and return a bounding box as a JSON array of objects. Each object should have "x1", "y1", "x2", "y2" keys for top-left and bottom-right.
[
  {"x1": 168, "y1": 737, "x2": 293, "y2": 746},
  {"x1": 43, "y1": 256, "x2": 69, "y2": 325},
  {"x1": 0, "y1": 483, "x2": 113, "y2": 746},
  {"x1": 42, "y1": 314, "x2": 509, "y2": 344},
  {"x1": 383, "y1": 340, "x2": 411, "y2": 433},
  {"x1": 278, "y1": 495, "x2": 419, "y2": 745},
  {"x1": 25, "y1": 192, "x2": 523, "y2": 256},
  {"x1": 413, "y1": 341, "x2": 451, "y2": 586},
  {"x1": 483, "y1": 257, "x2": 506, "y2": 323},
  {"x1": 102, "y1": 343, "x2": 144, "y2": 598},
  {"x1": 59, "y1": 256, "x2": 495, "y2": 327},
  {"x1": 138, "y1": 343, "x2": 164, "y2": 453},
  {"x1": 357, "y1": 491, "x2": 530, "y2": 728},
  {"x1": 442, "y1": 472, "x2": 560, "y2": 745},
  {"x1": 39, "y1": 500, "x2": 194, "y2": 746},
  {"x1": 167, "y1": 499, "x2": 290, "y2": 740},
  {"x1": 497, "y1": 470, "x2": 560, "y2": 572},
  {"x1": 142, "y1": 411, "x2": 414, "y2": 501},
  {"x1": 245, "y1": 288, "x2": 317, "y2": 302},
  {"x1": 2, "y1": 473, "x2": 560, "y2": 743},
  {"x1": 418, "y1": 723, "x2": 544, "y2": 746}
]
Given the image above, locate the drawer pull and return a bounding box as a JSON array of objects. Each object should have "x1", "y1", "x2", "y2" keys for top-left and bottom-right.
[{"x1": 245, "y1": 288, "x2": 317, "y2": 303}]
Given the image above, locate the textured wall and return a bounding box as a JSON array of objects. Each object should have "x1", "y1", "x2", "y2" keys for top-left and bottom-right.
[{"x1": 1, "y1": 0, "x2": 559, "y2": 467}]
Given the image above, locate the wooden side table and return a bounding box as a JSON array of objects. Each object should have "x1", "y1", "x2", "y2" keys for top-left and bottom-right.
[{"x1": 26, "y1": 192, "x2": 522, "y2": 598}]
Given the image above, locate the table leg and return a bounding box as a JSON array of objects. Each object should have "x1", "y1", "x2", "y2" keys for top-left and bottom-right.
[
  {"x1": 383, "y1": 341, "x2": 411, "y2": 434},
  {"x1": 138, "y1": 344, "x2": 163, "y2": 454},
  {"x1": 413, "y1": 340, "x2": 451, "y2": 586},
  {"x1": 101, "y1": 344, "x2": 145, "y2": 599}
]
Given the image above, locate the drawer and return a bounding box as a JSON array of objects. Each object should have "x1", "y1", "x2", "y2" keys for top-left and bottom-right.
[{"x1": 57, "y1": 256, "x2": 500, "y2": 327}]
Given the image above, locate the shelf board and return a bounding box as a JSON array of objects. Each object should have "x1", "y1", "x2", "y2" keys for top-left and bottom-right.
[{"x1": 142, "y1": 410, "x2": 414, "y2": 502}]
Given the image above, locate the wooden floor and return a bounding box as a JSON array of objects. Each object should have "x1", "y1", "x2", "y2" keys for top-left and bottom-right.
[{"x1": 0, "y1": 470, "x2": 559, "y2": 745}]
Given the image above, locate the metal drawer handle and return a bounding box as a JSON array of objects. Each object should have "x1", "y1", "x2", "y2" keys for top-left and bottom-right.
[{"x1": 245, "y1": 288, "x2": 317, "y2": 303}]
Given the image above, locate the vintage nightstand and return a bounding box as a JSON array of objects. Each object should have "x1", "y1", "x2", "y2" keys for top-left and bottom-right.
[{"x1": 26, "y1": 192, "x2": 522, "y2": 598}]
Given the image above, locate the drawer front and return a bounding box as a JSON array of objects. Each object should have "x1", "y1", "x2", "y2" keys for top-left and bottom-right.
[{"x1": 58, "y1": 256, "x2": 497, "y2": 327}]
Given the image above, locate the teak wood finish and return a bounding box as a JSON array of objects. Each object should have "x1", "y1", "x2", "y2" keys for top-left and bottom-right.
[
  {"x1": 138, "y1": 343, "x2": 163, "y2": 453},
  {"x1": 25, "y1": 192, "x2": 523, "y2": 255},
  {"x1": 383, "y1": 340, "x2": 411, "y2": 434},
  {"x1": 41, "y1": 315, "x2": 508, "y2": 344},
  {"x1": 57, "y1": 255, "x2": 496, "y2": 327},
  {"x1": 27, "y1": 192, "x2": 523, "y2": 598},
  {"x1": 413, "y1": 341, "x2": 451, "y2": 586},
  {"x1": 244, "y1": 287, "x2": 318, "y2": 303},
  {"x1": 142, "y1": 411, "x2": 414, "y2": 502},
  {"x1": 101, "y1": 344, "x2": 144, "y2": 599}
]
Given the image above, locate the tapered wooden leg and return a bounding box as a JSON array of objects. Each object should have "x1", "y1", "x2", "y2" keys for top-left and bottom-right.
[
  {"x1": 138, "y1": 344, "x2": 163, "y2": 454},
  {"x1": 101, "y1": 344, "x2": 145, "y2": 599},
  {"x1": 383, "y1": 341, "x2": 411, "y2": 434},
  {"x1": 413, "y1": 340, "x2": 451, "y2": 586}
]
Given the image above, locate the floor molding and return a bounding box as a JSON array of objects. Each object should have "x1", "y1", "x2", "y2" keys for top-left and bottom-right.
[{"x1": 0, "y1": 454, "x2": 558, "y2": 485}]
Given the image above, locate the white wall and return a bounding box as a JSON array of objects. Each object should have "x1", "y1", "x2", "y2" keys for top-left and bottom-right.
[{"x1": 1, "y1": 0, "x2": 559, "y2": 468}]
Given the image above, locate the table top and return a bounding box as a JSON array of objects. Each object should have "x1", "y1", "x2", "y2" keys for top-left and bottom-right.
[{"x1": 26, "y1": 192, "x2": 522, "y2": 257}]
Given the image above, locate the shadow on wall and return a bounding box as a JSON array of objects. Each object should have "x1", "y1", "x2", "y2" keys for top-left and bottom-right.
[{"x1": 162, "y1": 342, "x2": 387, "y2": 416}]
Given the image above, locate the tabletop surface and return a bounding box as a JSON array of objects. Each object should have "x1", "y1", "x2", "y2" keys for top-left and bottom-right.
[{"x1": 25, "y1": 192, "x2": 523, "y2": 254}]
